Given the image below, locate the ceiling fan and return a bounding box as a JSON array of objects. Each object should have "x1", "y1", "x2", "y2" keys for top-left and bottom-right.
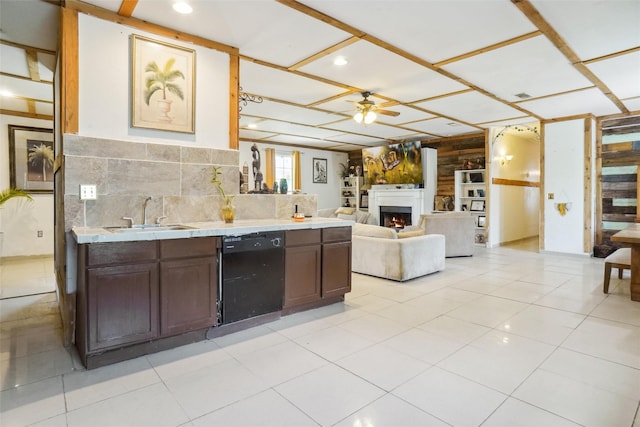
[{"x1": 352, "y1": 91, "x2": 400, "y2": 124}]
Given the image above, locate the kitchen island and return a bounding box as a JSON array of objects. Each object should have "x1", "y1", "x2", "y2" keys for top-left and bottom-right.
[{"x1": 72, "y1": 218, "x2": 352, "y2": 368}]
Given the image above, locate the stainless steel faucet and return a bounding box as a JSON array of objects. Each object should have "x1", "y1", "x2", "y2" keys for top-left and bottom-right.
[{"x1": 143, "y1": 196, "x2": 152, "y2": 225}]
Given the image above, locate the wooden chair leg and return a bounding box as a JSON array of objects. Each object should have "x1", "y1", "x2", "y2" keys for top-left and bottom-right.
[{"x1": 604, "y1": 263, "x2": 612, "y2": 294}]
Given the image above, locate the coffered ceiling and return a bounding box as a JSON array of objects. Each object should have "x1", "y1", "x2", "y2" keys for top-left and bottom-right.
[{"x1": 1, "y1": 0, "x2": 638, "y2": 152}]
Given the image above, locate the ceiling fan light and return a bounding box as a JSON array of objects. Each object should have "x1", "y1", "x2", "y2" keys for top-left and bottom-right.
[
  {"x1": 354, "y1": 112, "x2": 364, "y2": 123},
  {"x1": 173, "y1": 1, "x2": 193, "y2": 14},
  {"x1": 364, "y1": 111, "x2": 376, "y2": 124}
]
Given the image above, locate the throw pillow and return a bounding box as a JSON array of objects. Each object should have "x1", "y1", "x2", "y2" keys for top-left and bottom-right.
[
  {"x1": 355, "y1": 210, "x2": 371, "y2": 224},
  {"x1": 335, "y1": 207, "x2": 355, "y2": 215},
  {"x1": 397, "y1": 229, "x2": 425, "y2": 239}
]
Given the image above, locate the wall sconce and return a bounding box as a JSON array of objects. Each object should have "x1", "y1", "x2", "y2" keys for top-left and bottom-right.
[{"x1": 498, "y1": 154, "x2": 513, "y2": 166}]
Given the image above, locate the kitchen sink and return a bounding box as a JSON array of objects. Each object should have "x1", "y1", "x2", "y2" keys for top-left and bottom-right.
[{"x1": 105, "y1": 225, "x2": 195, "y2": 233}]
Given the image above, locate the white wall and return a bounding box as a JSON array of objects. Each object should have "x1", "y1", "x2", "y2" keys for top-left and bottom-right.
[
  {"x1": 78, "y1": 14, "x2": 230, "y2": 149},
  {"x1": 488, "y1": 126, "x2": 540, "y2": 246},
  {"x1": 0, "y1": 114, "x2": 54, "y2": 257},
  {"x1": 238, "y1": 141, "x2": 346, "y2": 209},
  {"x1": 543, "y1": 119, "x2": 588, "y2": 255}
]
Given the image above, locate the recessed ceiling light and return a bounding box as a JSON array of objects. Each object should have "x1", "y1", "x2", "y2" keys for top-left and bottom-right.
[
  {"x1": 173, "y1": 1, "x2": 193, "y2": 14},
  {"x1": 333, "y1": 56, "x2": 348, "y2": 66},
  {"x1": 0, "y1": 90, "x2": 13, "y2": 97},
  {"x1": 248, "y1": 123, "x2": 257, "y2": 129},
  {"x1": 447, "y1": 122, "x2": 461, "y2": 127},
  {"x1": 514, "y1": 92, "x2": 531, "y2": 99}
]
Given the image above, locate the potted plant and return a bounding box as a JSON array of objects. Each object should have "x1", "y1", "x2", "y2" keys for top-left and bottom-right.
[
  {"x1": 144, "y1": 58, "x2": 185, "y2": 122},
  {"x1": 0, "y1": 188, "x2": 32, "y2": 207},
  {"x1": 211, "y1": 166, "x2": 235, "y2": 223}
]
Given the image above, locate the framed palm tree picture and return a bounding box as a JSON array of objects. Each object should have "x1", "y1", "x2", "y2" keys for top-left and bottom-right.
[
  {"x1": 8, "y1": 125, "x2": 54, "y2": 193},
  {"x1": 131, "y1": 35, "x2": 195, "y2": 133}
]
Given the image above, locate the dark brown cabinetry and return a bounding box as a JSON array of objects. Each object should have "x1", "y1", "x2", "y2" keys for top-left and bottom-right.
[
  {"x1": 284, "y1": 229, "x2": 322, "y2": 308},
  {"x1": 160, "y1": 238, "x2": 218, "y2": 336},
  {"x1": 76, "y1": 237, "x2": 219, "y2": 368},
  {"x1": 322, "y1": 227, "x2": 352, "y2": 298},
  {"x1": 284, "y1": 226, "x2": 351, "y2": 312}
]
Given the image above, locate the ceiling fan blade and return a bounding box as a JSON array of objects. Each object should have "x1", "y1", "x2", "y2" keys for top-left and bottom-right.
[{"x1": 376, "y1": 109, "x2": 400, "y2": 117}]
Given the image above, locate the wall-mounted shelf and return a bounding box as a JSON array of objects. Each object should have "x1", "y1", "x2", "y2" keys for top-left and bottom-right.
[{"x1": 454, "y1": 169, "x2": 487, "y2": 245}]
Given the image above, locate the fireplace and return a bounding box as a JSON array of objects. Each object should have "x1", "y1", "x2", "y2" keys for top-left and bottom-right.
[{"x1": 380, "y1": 206, "x2": 412, "y2": 230}]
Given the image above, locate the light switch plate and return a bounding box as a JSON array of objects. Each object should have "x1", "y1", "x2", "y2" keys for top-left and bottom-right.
[{"x1": 80, "y1": 184, "x2": 97, "y2": 200}]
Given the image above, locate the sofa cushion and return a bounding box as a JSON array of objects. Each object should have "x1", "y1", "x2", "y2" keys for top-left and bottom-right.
[
  {"x1": 397, "y1": 229, "x2": 425, "y2": 239},
  {"x1": 337, "y1": 213, "x2": 356, "y2": 221},
  {"x1": 352, "y1": 223, "x2": 397, "y2": 239}
]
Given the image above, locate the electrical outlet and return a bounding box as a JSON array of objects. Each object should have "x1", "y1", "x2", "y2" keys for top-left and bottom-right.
[
  {"x1": 80, "y1": 185, "x2": 97, "y2": 200},
  {"x1": 37, "y1": 230, "x2": 43, "y2": 238}
]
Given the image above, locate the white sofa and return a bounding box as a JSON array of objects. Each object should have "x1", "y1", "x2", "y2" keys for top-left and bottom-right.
[
  {"x1": 316, "y1": 207, "x2": 377, "y2": 225},
  {"x1": 416, "y1": 212, "x2": 476, "y2": 257},
  {"x1": 351, "y1": 223, "x2": 445, "y2": 282}
]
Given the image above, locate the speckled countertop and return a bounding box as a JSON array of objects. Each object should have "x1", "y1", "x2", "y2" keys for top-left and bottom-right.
[{"x1": 72, "y1": 217, "x2": 353, "y2": 244}]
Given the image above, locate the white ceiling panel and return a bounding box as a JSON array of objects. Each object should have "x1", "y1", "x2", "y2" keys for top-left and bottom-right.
[
  {"x1": 531, "y1": 0, "x2": 640, "y2": 60},
  {"x1": 240, "y1": 61, "x2": 343, "y2": 105},
  {"x1": 0, "y1": 45, "x2": 30, "y2": 77},
  {"x1": 136, "y1": 1, "x2": 351, "y2": 66},
  {"x1": 36, "y1": 102, "x2": 54, "y2": 116},
  {"x1": 403, "y1": 118, "x2": 479, "y2": 137},
  {"x1": 252, "y1": 120, "x2": 342, "y2": 139},
  {"x1": 0, "y1": 75, "x2": 52, "y2": 101},
  {"x1": 0, "y1": 0, "x2": 59, "y2": 51},
  {"x1": 325, "y1": 133, "x2": 389, "y2": 145},
  {"x1": 324, "y1": 120, "x2": 418, "y2": 139},
  {"x1": 518, "y1": 88, "x2": 621, "y2": 119},
  {"x1": 415, "y1": 91, "x2": 525, "y2": 125},
  {"x1": 442, "y1": 36, "x2": 593, "y2": 101},
  {"x1": 301, "y1": 0, "x2": 537, "y2": 63},
  {"x1": 239, "y1": 128, "x2": 277, "y2": 140},
  {"x1": 241, "y1": 99, "x2": 343, "y2": 126},
  {"x1": 623, "y1": 98, "x2": 640, "y2": 112},
  {"x1": 478, "y1": 116, "x2": 538, "y2": 129},
  {"x1": 264, "y1": 135, "x2": 336, "y2": 147},
  {"x1": 586, "y1": 52, "x2": 640, "y2": 100},
  {"x1": 0, "y1": 96, "x2": 29, "y2": 113},
  {"x1": 299, "y1": 40, "x2": 468, "y2": 102}
]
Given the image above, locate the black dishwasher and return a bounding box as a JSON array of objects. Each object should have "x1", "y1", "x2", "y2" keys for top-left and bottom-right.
[{"x1": 220, "y1": 231, "x2": 284, "y2": 324}]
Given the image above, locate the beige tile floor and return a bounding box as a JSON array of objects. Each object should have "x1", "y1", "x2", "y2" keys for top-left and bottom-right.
[
  {"x1": 0, "y1": 245, "x2": 639, "y2": 427},
  {"x1": 0, "y1": 256, "x2": 56, "y2": 299}
]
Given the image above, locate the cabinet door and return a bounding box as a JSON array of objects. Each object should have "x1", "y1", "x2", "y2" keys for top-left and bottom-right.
[
  {"x1": 284, "y1": 245, "x2": 321, "y2": 308},
  {"x1": 87, "y1": 263, "x2": 159, "y2": 351},
  {"x1": 160, "y1": 256, "x2": 217, "y2": 336},
  {"x1": 322, "y1": 241, "x2": 352, "y2": 298}
]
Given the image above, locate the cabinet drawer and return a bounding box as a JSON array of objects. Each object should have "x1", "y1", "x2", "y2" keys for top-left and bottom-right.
[
  {"x1": 322, "y1": 226, "x2": 351, "y2": 243},
  {"x1": 286, "y1": 229, "x2": 321, "y2": 247},
  {"x1": 160, "y1": 237, "x2": 218, "y2": 259},
  {"x1": 86, "y1": 241, "x2": 157, "y2": 267}
]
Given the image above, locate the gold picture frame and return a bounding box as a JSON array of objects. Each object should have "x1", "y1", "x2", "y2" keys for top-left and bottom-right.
[{"x1": 131, "y1": 35, "x2": 195, "y2": 133}]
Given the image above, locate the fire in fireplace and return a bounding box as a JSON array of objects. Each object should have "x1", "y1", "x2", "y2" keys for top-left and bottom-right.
[{"x1": 380, "y1": 206, "x2": 412, "y2": 230}]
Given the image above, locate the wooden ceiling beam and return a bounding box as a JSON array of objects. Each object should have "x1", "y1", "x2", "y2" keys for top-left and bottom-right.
[
  {"x1": 0, "y1": 108, "x2": 53, "y2": 120},
  {"x1": 288, "y1": 36, "x2": 360, "y2": 71},
  {"x1": 25, "y1": 49, "x2": 41, "y2": 82},
  {"x1": 512, "y1": 0, "x2": 628, "y2": 113},
  {"x1": 0, "y1": 39, "x2": 56, "y2": 56},
  {"x1": 0, "y1": 71, "x2": 53, "y2": 84},
  {"x1": 117, "y1": 0, "x2": 138, "y2": 17}
]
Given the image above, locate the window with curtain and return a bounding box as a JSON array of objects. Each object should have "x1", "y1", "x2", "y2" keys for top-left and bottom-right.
[{"x1": 275, "y1": 151, "x2": 293, "y2": 191}]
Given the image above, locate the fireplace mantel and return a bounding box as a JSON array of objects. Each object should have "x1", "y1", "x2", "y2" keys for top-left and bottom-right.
[{"x1": 368, "y1": 187, "x2": 426, "y2": 226}]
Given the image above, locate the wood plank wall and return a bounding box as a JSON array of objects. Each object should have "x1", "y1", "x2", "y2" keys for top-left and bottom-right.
[
  {"x1": 599, "y1": 116, "x2": 640, "y2": 246},
  {"x1": 422, "y1": 134, "x2": 486, "y2": 196}
]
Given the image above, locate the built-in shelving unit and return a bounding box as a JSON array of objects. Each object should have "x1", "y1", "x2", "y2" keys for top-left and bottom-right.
[
  {"x1": 454, "y1": 169, "x2": 487, "y2": 245},
  {"x1": 340, "y1": 176, "x2": 362, "y2": 209}
]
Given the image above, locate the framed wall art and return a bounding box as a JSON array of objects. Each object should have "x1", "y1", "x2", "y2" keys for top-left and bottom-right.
[
  {"x1": 470, "y1": 200, "x2": 485, "y2": 212},
  {"x1": 8, "y1": 125, "x2": 54, "y2": 193},
  {"x1": 131, "y1": 34, "x2": 195, "y2": 133},
  {"x1": 313, "y1": 158, "x2": 327, "y2": 183}
]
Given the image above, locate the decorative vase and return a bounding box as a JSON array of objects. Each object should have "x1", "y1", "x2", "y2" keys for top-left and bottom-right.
[
  {"x1": 279, "y1": 178, "x2": 288, "y2": 194},
  {"x1": 221, "y1": 203, "x2": 235, "y2": 223},
  {"x1": 156, "y1": 99, "x2": 173, "y2": 123}
]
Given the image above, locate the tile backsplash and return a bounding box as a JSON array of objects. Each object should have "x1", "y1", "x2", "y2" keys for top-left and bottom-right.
[{"x1": 63, "y1": 135, "x2": 317, "y2": 229}]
